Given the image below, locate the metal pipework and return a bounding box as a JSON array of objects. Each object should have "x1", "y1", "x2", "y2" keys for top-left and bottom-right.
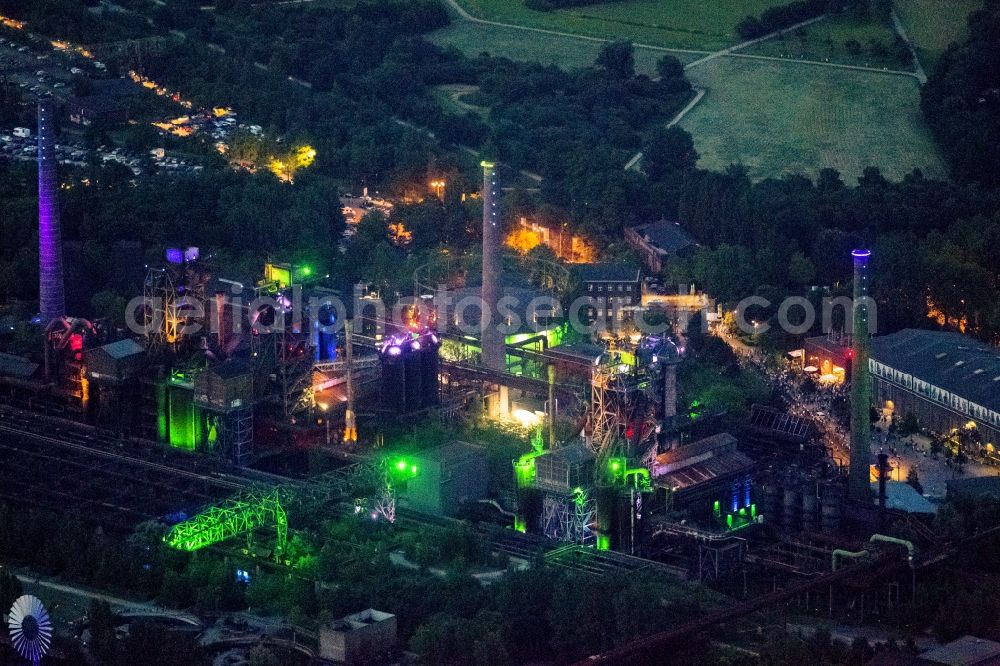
[
  {"x1": 624, "y1": 468, "x2": 651, "y2": 490},
  {"x1": 832, "y1": 533, "x2": 915, "y2": 570}
]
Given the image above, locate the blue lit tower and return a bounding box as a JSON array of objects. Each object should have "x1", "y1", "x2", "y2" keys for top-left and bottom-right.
[
  {"x1": 480, "y1": 161, "x2": 505, "y2": 372},
  {"x1": 37, "y1": 99, "x2": 65, "y2": 325},
  {"x1": 848, "y1": 249, "x2": 873, "y2": 502}
]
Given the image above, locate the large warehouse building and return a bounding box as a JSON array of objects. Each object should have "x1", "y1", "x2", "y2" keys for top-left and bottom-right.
[{"x1": 870, "y1": 329, "x2": 1000, "y2": 449}]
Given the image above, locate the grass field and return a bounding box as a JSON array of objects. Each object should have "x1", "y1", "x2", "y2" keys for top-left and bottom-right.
[
  {"x1": 894, "y1": 0, "x2": 980, "y2": 70},
  {"x1": 744, "y1": 13, "x2": 910, "y2": 69},
  {"x1": 451, "y1": 0, "x2": 789, "y2": 50},
  {"x1": 429, "y1": 20, "x2": 701, "y2": 75},
  {"x1": 678, "y1": 58, "x2": 946, "y2": 182}
]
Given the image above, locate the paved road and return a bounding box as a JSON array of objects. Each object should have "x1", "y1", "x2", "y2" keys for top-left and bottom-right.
[
  {"x1": 18, "y1": 574, "x2": 154, "y2": 610},
  {"x1": 722, "y1": 51, "x2": 922, "y2": 80},
  {"x1": 624, "y1": 87, "x2": 705, "y2": 172},
  {"x1": 873, "y1": 430, "x2": 1000, "y2": 500},
  {"x1": 17, "y1": 573, "x2": 202, "y2": 627},
  {"x1": 890, "y1": 9, "x2": 927, "y2": 84},
  {"x1": 684, "y1": 14, "x2": 829, "y2": 70}
]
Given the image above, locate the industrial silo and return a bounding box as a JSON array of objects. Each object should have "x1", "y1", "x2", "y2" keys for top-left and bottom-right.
[
  {"x1": 380, "y1": 339, "x2": 406, "y2": 410},
  {"x1": 420, "y1": 331, "x2": 440, "y2": 408}
]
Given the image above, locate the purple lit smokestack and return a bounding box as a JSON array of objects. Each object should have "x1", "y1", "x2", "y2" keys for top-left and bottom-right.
[
  {"x1": 37, "y1": 99, "x2": 65, "y2": 325},
  {"x1": 848, "y1": 249, "x2": 872, "y2": 502}
]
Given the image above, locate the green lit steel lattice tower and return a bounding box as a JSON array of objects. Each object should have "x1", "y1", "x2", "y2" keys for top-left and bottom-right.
[{"x1": 848, "y1": 249, "x2": 873, "y2": 502}]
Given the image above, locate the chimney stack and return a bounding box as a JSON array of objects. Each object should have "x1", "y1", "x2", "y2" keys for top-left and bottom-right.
[
  {"x1": 848, "y1": 249, "x2": 872, "y2": 502},
  {"x1": 480, "y1": 161, "x2": 504, "y2": 372},
  {"x1": 877, "y1": 451, "x2": 889, "y2": 509},
  {"x1": 37, "y1": 98, "x2": 65, "y2": 326}
]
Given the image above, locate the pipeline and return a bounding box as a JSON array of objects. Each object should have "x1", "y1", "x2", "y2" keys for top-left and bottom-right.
[
  {"x1": 474, "y1": 499, "x2": 516, "y2": 518},
  {"x1": 507, "y1": 333, "x2": 549, "y2": 351},
  {"x1": 832, "y1": 548, "x2": 868, "y2": 571},
  {"x1": 623, "y1": 468, "x2": 651, "y2": 489},
  {"x1": 870, "y1": 534, "x2": 915, "y2": 560},
  {"x1": 832, "y1": 534, "x2": 915, "y2": 570},
  {"x1": 579, "y1": 524, "x2": 1000, "y2": 665}
]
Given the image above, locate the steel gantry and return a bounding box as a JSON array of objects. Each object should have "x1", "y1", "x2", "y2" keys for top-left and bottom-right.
[
  {"x1": 163, "y1": 456, "x2": 410, "y2": 556},
  {"x1": 164, "y1": 489, "x2": 287, "y2": 554}
]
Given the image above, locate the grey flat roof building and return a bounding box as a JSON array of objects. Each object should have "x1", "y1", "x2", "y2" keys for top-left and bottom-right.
[
  {"x1": 319, "y1": 609, "x2": 397, "y2": 665},
  {"x1": 870, "y1": 329, "x2": 1000, "y2": 446},
  {"x1": 404, "y1": 441, "x2": 489, "y2": 516},
  {"x1": 872, "y1": 329, "x2": 1000, "y2": 413},
  {"x1": 84, "y1": 339, "x2": 146, "y2": 384},
  {"x1": 576, "y1": 263, "x2": 641, "y2": 284},
  {"x1": 917, "y1": 635, "x2": 1000, "y2": 665}
]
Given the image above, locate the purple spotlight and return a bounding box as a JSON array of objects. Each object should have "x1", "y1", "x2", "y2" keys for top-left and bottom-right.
[
  {"x1": 410, "y1": 340, "x2": 421, "y2": 351},
  {"x1": 387, "y1": 345, "x2": 402, "y2": 356},
  {"x1": 165, "y1": 248, "x2": 184, "y2": 264}
]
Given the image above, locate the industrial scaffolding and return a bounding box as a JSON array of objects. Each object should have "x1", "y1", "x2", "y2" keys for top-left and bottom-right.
[
  {"x1": 143, "y1": 264, "x2": 209, "y2": 352},
  {"x1": 249, "y1": 283, "x2": 314, "y2": 422},
  {"x1": 588, "y1": 365, "x2": 656, "y2": 457},
  {"x1": 164, "y1": 489, "x2": 287, "y2": 555},
  {"x1": 541, "y1": 487, "x2": 596, "y2": 545},
  {"x1": 208, "y1": 406, "x2": 253, "y2": 467}
]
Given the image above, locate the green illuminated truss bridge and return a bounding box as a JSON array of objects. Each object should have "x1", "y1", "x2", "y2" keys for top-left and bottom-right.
[
  {"x1": 163, "y1": 457, "x2": 412, "y2": 556},
  {"x1": 165, "y1": 489, "x2": 287, "y2": 554}
]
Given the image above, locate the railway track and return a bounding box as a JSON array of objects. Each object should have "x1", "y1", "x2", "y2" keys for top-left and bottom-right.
[
  {"x1": 0, "y1": 405, "x2": 253, "y2": 490},
  {"x1": 0, "y1": 424, "x2": 248, "y2": 491}
]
